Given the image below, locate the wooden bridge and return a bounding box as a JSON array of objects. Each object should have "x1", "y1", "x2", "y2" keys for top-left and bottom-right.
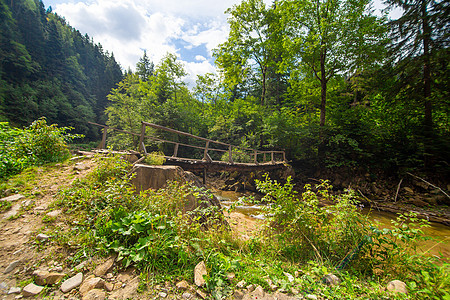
[{"x1": 89, "y1": 121, "x2": 287, "y2": 175}]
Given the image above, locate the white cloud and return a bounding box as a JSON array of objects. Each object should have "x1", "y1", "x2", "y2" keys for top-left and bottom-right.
[
  {"x1": 195, "y1": 55, "x2": 206, "y2": 62},
  {"x1": 51, "y1": 0, "x2": 276, "y2": 86}
]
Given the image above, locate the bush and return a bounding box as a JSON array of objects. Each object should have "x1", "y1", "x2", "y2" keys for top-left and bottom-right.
[
  {"x1": 256, "y1": 176, "x2": 369, "y2": 264},
  {"x1": 0, "y1": 118, "x2": 81, "y2": 179}
]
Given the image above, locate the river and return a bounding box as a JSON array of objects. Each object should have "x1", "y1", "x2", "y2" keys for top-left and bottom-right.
[{"x1": 215, "y1": 190, "x2": 450, "y2": 259}]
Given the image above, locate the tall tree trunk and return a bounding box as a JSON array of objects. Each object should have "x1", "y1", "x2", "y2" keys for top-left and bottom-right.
[
  {"x1": 422, "y1": 0, "x2": 433, "y2": 168},
  {"x1": 318, "y1": 50, "x2": 327, "y2": 164},
  {"x1": 261, "y1": 65, "x2": 267, "y2": 106}
]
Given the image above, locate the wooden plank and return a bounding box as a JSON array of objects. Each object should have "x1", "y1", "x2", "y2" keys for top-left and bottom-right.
[
  {"x1": 139, "y1": 123, "x2": 146, "y2": 153},
  {"x1": 203, "y1": 141, "x2": 209, "y2": 160},
  {"x1": 173, "y1": 143, "x2": 179, "y2": 157},
  {"x1": 100, "y1": 126, "x2": 107, "y2": 149}
]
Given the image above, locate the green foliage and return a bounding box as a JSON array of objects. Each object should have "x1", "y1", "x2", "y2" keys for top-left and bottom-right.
[
  {"x1": 99, "y1": 208, "x2": 189, "y2": 271},
  {"x1": 0, "y1": 118, "x2": 81, "y2": 179},
  {"x1": 204, "y1": 253, "x2": 240, "y2": 300},
  {"x1": 0, "y1": 0, "x2": 122, "y2": 138},
  {"x1": 144, "y1": 152, "x2": 166, "y2": 165},
  {"x1": 256, "y1": 177, "x2": 369, "y2": 263}
]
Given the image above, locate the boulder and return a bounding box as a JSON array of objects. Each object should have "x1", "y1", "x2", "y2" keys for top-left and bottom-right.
[
  {"x1": 322, "y1": 274, "x2": 341, "y2": 286},
  {"x1": 194, "y1": 261, "x2": 207, "y2": 287},
  {"x1": 22, "y1": 283, "x2": 44, "y2": 297},
  {"x1": 1, "y1": 194, "x2": 25, "y2": 202},
  {"x1": 387, "y1": 280, "x2": 407, "y2": 294},
  {"x1": 79, "y1": 276, "x2": 105, "y2": 295},
  {"x1": 60, "y1": 272, "x2": 83, "y2": 293},
  {"x1": 109, "y1": 276, "x2": 139, "y2": 300},
  {"x1": 3, "y1": 260, "x2": 20, "y2": 274},
  {"x1": 131, "y1": 164, "x2": 222, "y2": 214},
  {"x1": 33, "y1": 270, "x2": 66, "y2": 285},
  {"x1": 176, "y1": 280, "x2": 190, "y2": 291},
  {"x1": 82, "y1": 289, "x2": 106, "y2": 300},
  {"x1": 94, "y1": 256, "x2": 115, "y2": 276}
]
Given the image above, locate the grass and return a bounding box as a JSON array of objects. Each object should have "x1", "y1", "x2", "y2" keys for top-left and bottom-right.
[{"x1": 4, "y1": 153, "x2": 448, "y2": 299}]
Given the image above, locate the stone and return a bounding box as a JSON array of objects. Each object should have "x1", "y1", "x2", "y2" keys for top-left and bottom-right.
[
  {"x1": 236, "y1": 280, "x2": 246, "y2": 289},
  {"x1": 36, "y1": 233, "x2": 50, "y2": 242},
  {"x1": 403, "y1": 187, "x2": 414, "y2": 194},
  {"x1": 176, "y1": 280, "x2": 189, "y2": 291},
  {"x1": 305, "y1": 294, "x2": 318, "y2": 300},
  {"x1": 291, "y1": 288, "x2": 299, "y2": 295},
  {"x1": 94, "y1": 256, "x2": 115, "y2": 276},
  {"x1": 22, "y1": 283, "x2": 44, "y2": 297},
  {"x1": 109, "y1": 277, "x2": 139, "y2": 300},
  {"x1": 246, "y1": 284, "x2": 255, "y2": 292},
  {"x1": 0, "y1": 282, "x2": 8, "y2": 292},
  {"x1": 46, "y1": 210, "x2": 62, "y2": 218},
  {"x1": 131, "y1": 165, "x2": 222, "y2": 214},
  {"x1": 106, "y1": 273, "x2": 113, "y2": 279},
  {"x1": 33, "y1": 270, "x2": 66, "y2": 285},
  {"x1": 266, "y1": 278, "x2": 277, "y2": 291},
  {"x1": 196, "y1": 289, "x2": 207, "y2": 299},
  {"x1": 104, "y1": 282, "x2": 114, "y2": 292},
  {"x1": 74, "y1": 260, "x2": 89, "y2": 271},
  {"x1": 116, "y1": 273, "x2": 131, "y2": 283},
  {"x1": 60, "y1": 272, "x2": 83, "y2": 293},
  {"x1": 82, "y1": 289, "x2": 106, "y2": 300},
  {"x1": 3, "y1": 203, "x2": 20, "y2": 219},
  {"x1": 74, "y1": 163, "x2": 89, "y2": 171},
  {"x1": 283, "y1": 272, "x2": 294, "y2": 283},
  {"x1": 8, "y1": 287, "x2": 21, "y2": 294},
  {"x1": 227, "y1": 273, "x2": 236, "y2": 281},
  {"x1": 233, "y1": 290, "x2": 245, "y2": 300},
  {"x1": 194, "y1": 261, "x2": 207, "y2": 287},
  {"x1": 4, "y1": 260, "x2": 20, "y2": 274},
  {"x1": 322, "y1": 274, "x2": 341, "y2": 286},
  {"x1": 242, "y1": 285, "x2": 265, "y2": 300},
  {"x1": 387, "y1": 280, "x2": 407, "y2": 294},
  {"x1": 182, "y1": 292, "x2": 193, "y2": 299},
  {"x1": 79, "y1": 277, "x2": 105, "y2": 295},
  {"x1": 1, "y1": 194, "x2": 25, "y2": 202},
  {"x1": 159, "y1": 292, "x2": 168, "y2": 298}
]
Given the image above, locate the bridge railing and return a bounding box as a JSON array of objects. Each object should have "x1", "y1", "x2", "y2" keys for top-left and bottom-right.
[{"x1": 89, "y1": 121, "x2": 285, "y2": 164}]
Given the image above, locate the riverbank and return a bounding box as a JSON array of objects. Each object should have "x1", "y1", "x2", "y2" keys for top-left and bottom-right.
[
  {"x1": 203, "y1": 168, "x2": 450, "y2": 227},
  {"x1": 1, "y1": 154, "x2": 448, "y2": 299}
]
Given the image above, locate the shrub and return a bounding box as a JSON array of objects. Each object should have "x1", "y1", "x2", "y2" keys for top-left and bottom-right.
[
  {"x1": 0, "y1": 118, "x2": 81, "y2": 179},
  {"x1": 256, "y1": 176, "x2": 369, "y2": 264}
]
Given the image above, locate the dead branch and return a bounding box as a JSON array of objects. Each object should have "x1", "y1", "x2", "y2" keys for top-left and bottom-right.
[{"x1": 406, "y1": 172, "x2": 450, "y2": 200}]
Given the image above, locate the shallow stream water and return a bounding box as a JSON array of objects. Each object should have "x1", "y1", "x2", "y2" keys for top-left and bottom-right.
[{"x1": 215, "y1": 190, "x2": 450, "y2": 258}]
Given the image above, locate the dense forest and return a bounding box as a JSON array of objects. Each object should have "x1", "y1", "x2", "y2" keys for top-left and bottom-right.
[
  {"x1": 1, "y1": 0, "x2": 448, "y2": 175},
  {"x1": 0, "y1": 0, "x2": 123, "y2": 138},
  {"x1": 106, "y1": 0, "x2": 449, "y2": 175}
]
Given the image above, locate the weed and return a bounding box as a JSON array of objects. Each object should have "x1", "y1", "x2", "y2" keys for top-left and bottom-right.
[{"x1": 0, "y1": 200, "x2": 12, "y2": 212}]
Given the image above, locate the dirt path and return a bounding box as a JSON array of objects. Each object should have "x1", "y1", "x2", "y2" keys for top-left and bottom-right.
[{"x1": 0, "y1": 157, "x2": 96, "y2": 299}]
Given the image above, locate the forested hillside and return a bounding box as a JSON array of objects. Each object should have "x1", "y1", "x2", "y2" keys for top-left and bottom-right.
[
  {"x1": 106, "y1": 0, "x2": 449, "y2": 174},
  {"x1": 0, "y1": 0, "x2": 123, "y2": 138}
]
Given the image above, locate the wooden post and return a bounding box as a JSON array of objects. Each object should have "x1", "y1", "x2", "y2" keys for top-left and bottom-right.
[
  {"x1": 100, "y1": 126, "x2": 107, "y2": 149},
  {"x1": 203, "y1": 141, "x2": 209, "y2": 160},
  {"x1": 283, "y1": 151, "x2": 286, "y2": 162},
  {"x1": 228, "y1": 145, "x2": 234, "y2": 164},
  {"x1": 139, "y1": 122, "x2": 146, "y2": 153},
  {"x1": 203, "y1": 168, "x2": 207, "y2": 184},
  {"x1": 264, "y1": 153, "x2": 266, "y2": 162},
  {"x1": 173, "y1": 143, "x2": 179, "y2": 157},
  {"x1": 254, "y1": 150, "x2": 258, "y2": 164},
  {"x1": 271, "y1": 152, "x2": 274, "y2": 164}
]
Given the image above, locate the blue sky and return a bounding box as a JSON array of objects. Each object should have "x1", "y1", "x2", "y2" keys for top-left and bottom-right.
[{"x1": 44, "y1": 0, "x2": 400, "y2": 86}]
